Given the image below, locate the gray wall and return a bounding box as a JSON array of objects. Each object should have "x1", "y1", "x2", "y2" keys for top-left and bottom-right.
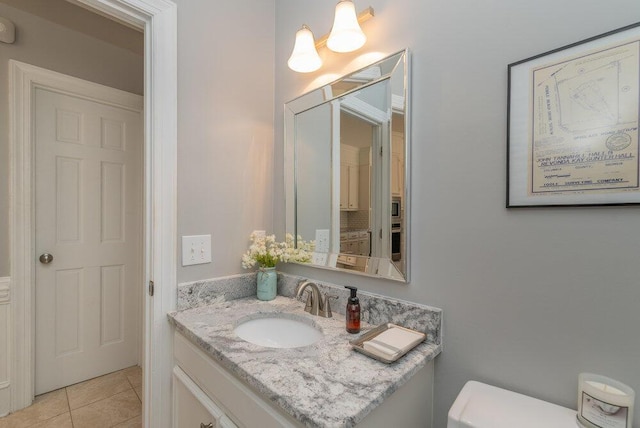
[
  {"x1": 0, "y1": 0, "x2": 276, "y2": 282},
  {"x1": 0, "y1": 0, "x2": 143, "y2": 55},
  {"x1": 0, "y1": 2, "x2": 144, "y2": 277},
  {"x1": 174, "y1": 0, "x2": 275, "y2": 282},
  {"x1": 274, "y1": 1, "x2": 640, "y2": 427},
  {"x1": 296, "y1": 103, "x2": 332, "y2": 240}
]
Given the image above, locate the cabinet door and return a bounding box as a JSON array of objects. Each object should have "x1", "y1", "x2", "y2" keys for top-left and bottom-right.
[
  {"x1": 348, "y1": 165, "x2": 359, "y2": 210},
  {"x1": 173, "y1": 367, "x2": 223, "y2": 428},
  {"x1": 391, "y1": 131, "x2": 405, "y2": 197},
  {"x1": 341, "y1": 240, "x2": 354, "y2": 254},
  {"x1": 391, "y1": 153, "x2": 403, "y2": 196},
  {"x1": 358, "y1": 238, "x2": 370, "y2": 256},
  {"x1": 359, "y1": 164, "x2": 370, "y2": 212},
  {"x1": 340, "y1": 163, "x2": 348, "y2": 209}
]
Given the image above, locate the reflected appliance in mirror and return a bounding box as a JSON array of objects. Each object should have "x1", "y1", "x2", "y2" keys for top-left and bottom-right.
[{"x1": 285, "y1": 50, "x2": 410, "y2": 282}]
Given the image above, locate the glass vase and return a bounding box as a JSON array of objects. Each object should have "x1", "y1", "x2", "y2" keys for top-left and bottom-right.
[{"x1": 256, "y1": 266, "x2": 277, "y2": 301}]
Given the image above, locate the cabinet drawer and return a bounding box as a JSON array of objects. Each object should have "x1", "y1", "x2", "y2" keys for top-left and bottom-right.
[
  {"x1": 173, "y1": 366, "x2": 224, "y2": 428},
  {"x1": 174, "y1": 332, "x2": 300, "y2": 428}
]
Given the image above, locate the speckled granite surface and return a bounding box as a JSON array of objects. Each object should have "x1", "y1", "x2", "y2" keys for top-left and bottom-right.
[
  {"x1": 177, "y1": 273, "x2": 257, "y2": 311},
  {"x1": 168, "y1": 296, "x2": 441, "y2": 427},
  {"x1": 177, "y1": 273, "x2": 442, "y2": 343},
  {"x1": 278, "y1": 274, "x2": 442, "y2": 343}
]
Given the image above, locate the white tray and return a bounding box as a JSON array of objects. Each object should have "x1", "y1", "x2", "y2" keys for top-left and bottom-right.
[{"x1": 349, "y1": 323, "x2": 426, "y2": 363}]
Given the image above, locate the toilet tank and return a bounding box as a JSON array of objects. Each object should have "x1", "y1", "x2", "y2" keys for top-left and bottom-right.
[{"x1": 448, "y1": 381, "x2": 578, "y2": 428}]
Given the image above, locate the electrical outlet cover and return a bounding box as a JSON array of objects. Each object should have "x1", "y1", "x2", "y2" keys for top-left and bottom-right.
[
  {"x1": 315, "y1": 229, "x2": 330, "y2": 253},
  {"x1": 312, "y1": 252, "x2": 328, "y2": 266}
]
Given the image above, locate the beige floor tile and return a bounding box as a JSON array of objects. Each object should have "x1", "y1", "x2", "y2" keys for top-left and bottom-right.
[
  {"x1": 123, "y1": 365, "x2": 142, "y2": 389},
  {"x1": 30, "y1": 412, "x2": 73, "y2": 428},
  {"x1": 134, "y1": 386, "x2": 142, "y2": 402},
  {"x1": 71, "y1": 389, "x2": 141, "y2": 428},
  {"x1": 0, "y1": 389, "x2": 69, "y2": 428},
  {"x1": 66, "y1": 371, "x2": 132, "y2": 410},
  {"x1": 113, "y1": 414, "x2": 142, "y2": 427}
]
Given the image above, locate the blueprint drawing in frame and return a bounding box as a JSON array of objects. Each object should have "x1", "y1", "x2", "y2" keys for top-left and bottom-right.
[{"x1": 508, "y1": 22, "x2": 640, "y2": 207}]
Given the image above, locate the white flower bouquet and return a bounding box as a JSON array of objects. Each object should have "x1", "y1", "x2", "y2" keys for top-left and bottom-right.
[{"x1": 241, "y1": 232, "x2": 314, "y2": 269}]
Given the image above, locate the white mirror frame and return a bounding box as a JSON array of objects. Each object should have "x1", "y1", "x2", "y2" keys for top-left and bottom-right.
[{"x1": 285, "y1": 49, "x2": 411, "y2": 282}]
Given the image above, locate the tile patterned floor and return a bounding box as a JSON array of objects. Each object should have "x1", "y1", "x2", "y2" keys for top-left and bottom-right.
[{"x1": 0, "y1": 366, "x2": 142, "y2": 428}]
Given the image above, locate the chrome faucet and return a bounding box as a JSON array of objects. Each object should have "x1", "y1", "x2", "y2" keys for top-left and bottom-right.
[{"x1": 295, "y1": 280, "x2": 336, "y2": 318}]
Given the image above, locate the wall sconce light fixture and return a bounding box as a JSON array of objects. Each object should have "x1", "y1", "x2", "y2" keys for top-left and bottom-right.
[
  {"x1": 287, "y1": 25, "x2": 323, "y2": 73},
  {"x1": 327, "y1": 0, "x2": 366, "y2": 53},
  {"x1": 0, "y1": 16, "x2": 16, "y2": 44},
  {"x1": 287, "y1": 1, "x2": 374, "y2": 73}
]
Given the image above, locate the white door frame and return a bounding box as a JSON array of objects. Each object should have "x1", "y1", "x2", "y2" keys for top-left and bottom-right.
[{"x1": 8, "y1": 1, "x2": 177, "y2": 426}]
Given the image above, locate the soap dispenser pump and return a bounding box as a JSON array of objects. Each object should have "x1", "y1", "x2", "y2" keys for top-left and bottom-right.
[{"x1": 344, "y1": 286, "x2": 360, "y2": 333}]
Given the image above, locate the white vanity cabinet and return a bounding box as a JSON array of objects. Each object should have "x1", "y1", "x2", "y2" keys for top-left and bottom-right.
[
  {"x1": 173, "y1": 332, "x2": 300, "y2": 428},
  {"x1": 173, "y1": 330, "x2": 434, "y2": 427}
]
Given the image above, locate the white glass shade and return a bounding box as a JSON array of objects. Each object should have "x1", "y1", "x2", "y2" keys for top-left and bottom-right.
[
  {"x1": 327, "y1": 0, "x2": 366, "y2": 53},
  {"x1": 287, "y1": 25, "x2": 322, "y2": 73}
]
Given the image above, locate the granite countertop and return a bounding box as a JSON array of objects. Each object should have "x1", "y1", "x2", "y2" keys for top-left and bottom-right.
[
  {"x1": 339, "y1": 228, "x2": 370, "y2": 234},
  {"x1": 168, "y1": 295, "x2": 441, "y2": 428}
]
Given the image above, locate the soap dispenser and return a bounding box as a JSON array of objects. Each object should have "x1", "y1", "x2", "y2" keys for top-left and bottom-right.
[{"x1": 344, "y1": 286, "x2": 360, "y2": 333}]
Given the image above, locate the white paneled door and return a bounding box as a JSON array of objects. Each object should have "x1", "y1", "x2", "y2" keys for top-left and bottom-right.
[{"x1": 34, "y1": 87, "x2": 143, "y2": 395}]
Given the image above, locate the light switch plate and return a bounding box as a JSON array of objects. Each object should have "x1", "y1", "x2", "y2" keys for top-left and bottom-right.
[{"x1": 182, "y1": 235, "x2": 212, "y2": 266}]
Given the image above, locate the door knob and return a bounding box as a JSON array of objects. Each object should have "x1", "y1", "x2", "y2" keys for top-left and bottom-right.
[{"x1": 39, "y1": 253, "x2": 54, "y2": 264}]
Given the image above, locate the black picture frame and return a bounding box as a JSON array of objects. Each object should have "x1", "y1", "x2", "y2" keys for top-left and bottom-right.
[{"x1": 507, "y1": 22, "x2": 640, "y2": 207}]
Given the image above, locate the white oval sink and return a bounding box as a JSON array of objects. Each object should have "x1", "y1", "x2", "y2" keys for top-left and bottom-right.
[{"x1": 234, "y1": 314, "x2": 323, "y2": 349}]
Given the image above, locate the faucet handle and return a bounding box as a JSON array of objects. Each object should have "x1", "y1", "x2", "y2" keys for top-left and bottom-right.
[{"x1": 322, "y1": 294, "x2": 339, "y2": 318}]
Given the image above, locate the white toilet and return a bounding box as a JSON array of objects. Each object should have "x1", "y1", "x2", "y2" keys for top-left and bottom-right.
[{"x1": 448, "y1": 381, "x2": 579, "y2": 428}]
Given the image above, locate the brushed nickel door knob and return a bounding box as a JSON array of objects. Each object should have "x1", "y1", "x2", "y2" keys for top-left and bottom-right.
[{"x1": 39, "y1": 253, "x2": 54, "y2": 264}]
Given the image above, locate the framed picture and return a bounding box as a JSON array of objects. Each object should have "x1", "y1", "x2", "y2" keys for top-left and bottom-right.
[{"x1": 507, "y1": 22, "x2": 640, "y2": 207}]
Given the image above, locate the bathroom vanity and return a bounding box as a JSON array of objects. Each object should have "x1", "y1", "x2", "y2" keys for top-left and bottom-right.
[{"x1": 168, "y1": 277, "x2": 442, "y2": 428}]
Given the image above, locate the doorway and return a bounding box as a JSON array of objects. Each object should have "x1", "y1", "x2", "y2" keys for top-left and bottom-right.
[{"x1": 8, "y1": 1, "x2": 177, "y2": 426}]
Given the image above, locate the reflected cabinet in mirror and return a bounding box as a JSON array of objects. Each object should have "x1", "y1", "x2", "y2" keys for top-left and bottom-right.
[{"x1": 285, "y1": 50, "x2": 410, "y2": 282}]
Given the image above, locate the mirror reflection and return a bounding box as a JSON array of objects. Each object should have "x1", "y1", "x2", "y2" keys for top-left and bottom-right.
[{"x1": 285, "y1": 50, "x2": 410, "y2": 282}]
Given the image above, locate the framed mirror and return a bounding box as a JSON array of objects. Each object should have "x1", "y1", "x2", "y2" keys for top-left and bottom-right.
[{"x1": 285, "y1": 50, "x2": 410, "y2": 282}]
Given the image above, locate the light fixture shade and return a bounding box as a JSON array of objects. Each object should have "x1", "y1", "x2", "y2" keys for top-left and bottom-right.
[
  {"x1": 327, "y1": 0, "x2": 366, "y2": 53},
  {"x1": 287, "y1": 25, "x2": 322, "y2": 73}
]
